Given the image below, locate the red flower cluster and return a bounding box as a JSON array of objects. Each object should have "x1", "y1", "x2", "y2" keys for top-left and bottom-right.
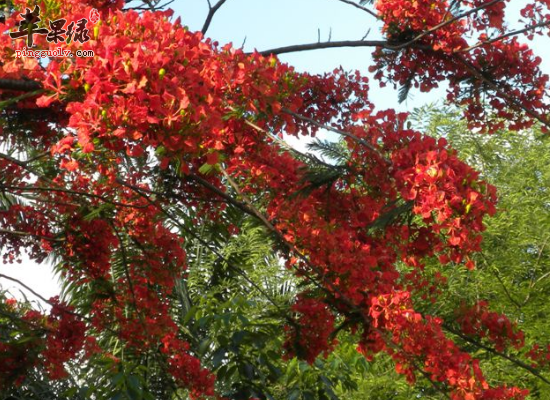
[
  {"x1": 283, "y1": 295, "x2": 337, "y2": 364},
  {"x1": 527, "y1": 343, "x2": 550, "y2": 368},
  {"x1": 375, "y1": 0, "x2": 466, "y2": 50},
  {"x1": 362, "y1": 291, "x2": 528, "y2": 400},
  {"x1": 0, "y1": 0, "x2": 547, "y2": 397},
  {"x1": 520, "y1": 1, "x2": 550, "y2": 39},
  {"x1": 389, "y1": 129, "x2": 496, "y2": 265},
  {"x1": 457, "y1": 301, "x2": 525, "y2": 352},
  {"x1": 42, "y1": 297, "x2": 87, "y2": 379},
  {"x1": 161, "y1": 334, "x2": 216, "y2": 399},
  {"x1": 0, "y1": 296, "x2": 87, "y2": 388},
  {"x1": 370, "y1": 0, "x2": 550, "y2": 132}
]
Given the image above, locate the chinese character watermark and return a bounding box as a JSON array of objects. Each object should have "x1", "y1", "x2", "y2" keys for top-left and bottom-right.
[
  {"x1": 7, "y1": 6, "x2": 98, "y2": 58},
  {"x1": 9, "y1": 6, "x2": 49, "y2": 48}
]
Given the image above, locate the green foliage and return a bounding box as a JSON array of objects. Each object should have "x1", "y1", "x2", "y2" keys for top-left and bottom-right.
[
  {"x1": 410, "y1": 103, "x2": 550, "y2": 398},
  {"x1": 5, "y1": 104, "x2": 550, "y2": 399}
]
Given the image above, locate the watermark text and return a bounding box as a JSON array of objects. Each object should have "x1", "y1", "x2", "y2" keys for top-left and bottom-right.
[{"x1": 14, "y1": 47, "x2": 95, "y2": 58}]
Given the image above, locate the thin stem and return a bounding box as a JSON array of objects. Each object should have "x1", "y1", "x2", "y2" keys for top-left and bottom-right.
[
  {"x1": 0, "y1": 228, "x2": 64, "y2": 242},
  {"x1": 0, "y1": 183, "x2": 149, "y2": 209},
  {"x1": 334, "y1": 0, "x2": 379, "y2": 19},
  {"x1": 459, "y1": 20, "x2": 550, "y2": 53},
  {"x1": 282, "y1": 108, "x2": 391, "y2": 165},
  {"x1": 256, "y1": 39, "x2": 423, "y2": 56},
  {"x1": 392, "y1": 0, "x2": 505, "y2": 50},
  {"x1": 0, "y1": 273, "x2": 87, "y2": 322},
  {"x1": 228, "y1": 106, "x2": 334, "y2": 168},
  {"x1": 444, "y1": 324, "x2": 550, "y2": 386}
]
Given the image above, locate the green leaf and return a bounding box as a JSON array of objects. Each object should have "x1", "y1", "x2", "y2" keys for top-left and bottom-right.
[{"x1": 212, "y1": 347, "x2": 226, "y2": 368}]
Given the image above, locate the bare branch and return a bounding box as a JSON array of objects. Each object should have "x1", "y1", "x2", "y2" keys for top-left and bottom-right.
[
  {"x1": 226, "y1": 105, "x2": 334, "y2": 168},
  {"x1": 0, "y1": 228, "x2": 64, "y2": 242},
  {"x1": 0, "y1": 78, "x2": 43, "y2": 92},
  {"x1": 123, "y1": 0, "x2": 175, "y2": 11},
  {"x1": 256, "y1": 39, "x2": 415, "y2": 56},
  {"x1": 201, "y1": 0, "x2": 229, "y2": 35},
  {"x1": 0, "y1": 184, "x2": 149, "y2": 209},
  {"x1": 0, "y1": 273, "x2": 119, "y2": 335},
  {"x1": 0, "y1": 274, "x2": 61, "y2": 310},
  {"x1": 256, "y1": 0, "x2": 505, "y2": 56},
  {"x1": 334, "y1": 0, "x2": 379, "y2": 19}
]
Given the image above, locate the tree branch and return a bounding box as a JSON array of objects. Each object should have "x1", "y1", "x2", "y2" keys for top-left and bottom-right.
[
  {"x1": 452, "y1": 54, "x2": 550, "y2": 129},
  {"x1": 333, "y1": 0, "x2": 379, "y2": 19},
  {"x1": 459, "y1": 19, "x2": 550, "y2": 53},
  {"x1": 0, "y1": 228, "x2": 64, "y2": 242},
  {"x1": 256, "y1": 39, "x2": 412, "y2": 56},
  {"x1": 0, "y1": 78, "x2": 43, "y2": 92},
  {"x1": 232, "y1": 108, "x2": 335, "y2": 168},
  {"x1": 444, "y1": 324, "x2": 550, "y2": 386},
  {"x1": 0, "y1": 183, "x2": 149, "y2": 209},
  {"x1": 0, "y1": 273, "x2": 119, "y2": 335},
  {"x1": 392, "y1": 0, "x2": 505, "y2": 51},
  {"x1": 281, "y1": 108, "x2": 391, "y2": 165},
  {"x1": 201, "y1": 0, "x2": 229, "y2": 35},
  {"x1": 256, "y1": 0, "x2": 506, "y2": 56}
]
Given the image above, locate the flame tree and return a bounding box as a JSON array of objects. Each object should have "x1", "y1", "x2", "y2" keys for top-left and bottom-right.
[{"x1": 1, "y1": 0, "x2": 550, "y2": 398}]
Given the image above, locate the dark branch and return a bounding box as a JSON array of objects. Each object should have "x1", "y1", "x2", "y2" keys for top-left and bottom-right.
[
  {"x1": 452, "y1": 54, "x2": 550, "y2": 129},
  {"x1": 334, "y1": 0, "x2": 379, "y2": 19},
  {"x1": 459, "y1": 19, "x2": 550, "y2": 53},
  {"x1": 255, "y1": 40, "x2": 412, "y2": 56},
  {"x1": 201, "y1": 0, "x2": 229, "y2": 35},
  {"x1": 0, "y1": 228, "x2": 64, "y2": 242},
  {"x1": 0, "y1": 273, "x2": 119, "y2": 335},
  {"x1": 445, "y1": 324, "x2": 550, "y2": 386},
  {"x1": 256, "y1": 0, "x2": 506, "y2": 56},
  {"x1": 0, "y1": 78, "x2": 43, "y2": 92},
  {"x1": 392, "y1": 0, "x2": 505, "y2": 50},
  {"x1": 281, "y1": 108, "x2": 391, "y2": 165}
]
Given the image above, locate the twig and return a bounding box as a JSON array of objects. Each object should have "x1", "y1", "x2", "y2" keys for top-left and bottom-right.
[
  {"x1": 256, "y1": 39, "x2": 427, "y2": 56},
  {"x1": 0, "y1": 79, "x2": 43, "y2": 92},
  {"x1": 202, "y1": 0, "x2": 229, "y2": 35},
  {"x1": 391, "y1": 0, "x2": 505, "y2": 50},
  {"x1": 334, "y1": 0, "x2": 379, "y2": 19},
  {"x1": 0, "y1": 184, "x2": 149, "y2": 209},
  {"x1": 282, "y1": 108, "x2": 391, "y2": 165},
  {"x1": 444, "y1": 324, "x2": 550, "y2": 386},
  {"x1": 0, "y1": 228, "x2": 64, "y2": 242},
  {"x1": 226, "y1": 105, "x2": 334, "y2": 168},
  {"x1": 0, "y1": 273, "x2": 119, "y2": 335},
  {"x1": 0, "y1": 152, "x2": 50, "y2": 182},
  {"x1": 256, "y1": 0, "x2": 506, "y2": 56},
  {"x1": 0, "y1": 274, "x2": 70, "y2": 317},
  {"x1": 459, "y1": 20, "x2": 550, "y2": 53}
]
